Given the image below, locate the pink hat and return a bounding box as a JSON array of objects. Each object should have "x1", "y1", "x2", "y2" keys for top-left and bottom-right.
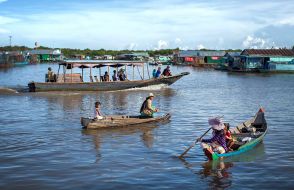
[{"x1": 208, "y1": 117, "x2": 225, "y2": 130}]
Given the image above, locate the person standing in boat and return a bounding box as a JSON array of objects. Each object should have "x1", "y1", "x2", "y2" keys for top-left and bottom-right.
[
  {"x1": 94, "y1": 101, "x2": 104, "y2": 120},
  {"x1": 140, "y1": 93, "x2": 159, "y2": 117},
  {"x1": 198, "y1": 117, "x2": 228, "y2": 154}
]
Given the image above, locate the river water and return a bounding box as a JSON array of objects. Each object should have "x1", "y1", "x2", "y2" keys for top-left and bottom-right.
[{"x1": 0, "y1": 64, "x2": 293, "y2": 189}]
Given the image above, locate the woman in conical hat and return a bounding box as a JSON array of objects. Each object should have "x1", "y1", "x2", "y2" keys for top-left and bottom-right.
[{"x1": 140, "y1": 93, "x2": 159, "y2": 117}]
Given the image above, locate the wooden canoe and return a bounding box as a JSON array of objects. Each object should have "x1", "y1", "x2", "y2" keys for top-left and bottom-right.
[
  {"x1": 203, "y1": 108, "x2": 267, "y2": 160},
  {"x1": 28, "y1": 72, "x2": 189, "y2": 92},
  {"x1": 81, "y1": 113, "x2": 171, "y2": 129}
]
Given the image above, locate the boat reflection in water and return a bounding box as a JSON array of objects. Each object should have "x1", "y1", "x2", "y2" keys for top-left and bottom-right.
[
  {"x1": 181, "y1": 143, "x2": 265, "y2": 189},
  {"x1": 81, "y1": 124, "x2": 164, "y2": 162}
]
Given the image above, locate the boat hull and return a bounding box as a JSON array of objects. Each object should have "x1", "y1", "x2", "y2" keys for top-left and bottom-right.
[
  {"x1": 203, "y1": 109, "x2": 267, "y2": 160},
  {"x1": 28, "y1": 72, "x2": 189, "y2": 92},
  {"x1": 81, "y1": 113, "x2": 171, "y2": 129}
]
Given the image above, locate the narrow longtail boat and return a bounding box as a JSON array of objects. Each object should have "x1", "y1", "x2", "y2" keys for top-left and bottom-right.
[
  {"x1": 28, "y1": 60, "x2": 189, "y2": 92},
  {"x1": 203, "y1": 108, "x2": 267, "y2": 160},
  {"x1": 81, "y1": 113, "x2": 171, "y2": 129}
]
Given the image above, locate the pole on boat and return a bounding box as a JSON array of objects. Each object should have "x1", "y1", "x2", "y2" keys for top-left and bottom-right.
[
  {"x1": 71, "y1": 64, "x2": 73, "y2": 83},
  {"x1": 132, "y1": 65, "x2": 135, "y2": 80},
  {"x1": 82, "y1": 67, "x2": 84, "y2": 82},
  {"x1": 178, "y1": 127, "x2": 212, "y2": 159},
  {"x1": 125, "y1": 65, "x2": 127, "y2": 79},
  {"x1": 146, "y1": 61, "x2": 150, "y2": 79},
  {"x1": 63, "y1": 65, "x2": 66, "y2": 82},
  {"x1": 142, "y1": 63, "x2": 144, "y2": 80},
  {"x1": 90, "y1": 66, "x2": 92, "y2": 81},
  {"x1": 99, "y1": 67, "x2": 101, "y2": 82},
  {"x1": 57, "y1": 64, "x2": 60, "y2": 81}
]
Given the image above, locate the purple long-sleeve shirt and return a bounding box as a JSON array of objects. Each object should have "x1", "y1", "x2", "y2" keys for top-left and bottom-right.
[{"x1": 202, "y1": 133, "x2": 228, "y2": 152}]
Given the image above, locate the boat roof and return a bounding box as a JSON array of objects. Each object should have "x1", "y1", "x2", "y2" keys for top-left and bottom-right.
[{"x1": 60, "y1": 60, "x2": 145, "y2": 68}]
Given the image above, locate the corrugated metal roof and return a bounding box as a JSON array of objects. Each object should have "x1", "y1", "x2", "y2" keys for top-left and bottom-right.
[
  {"x1": 241, "y1": 49, "x2": 294, "y2": 57},
  {"x1": 178, "y1": 50, "x2": 226, "y2": 57}
]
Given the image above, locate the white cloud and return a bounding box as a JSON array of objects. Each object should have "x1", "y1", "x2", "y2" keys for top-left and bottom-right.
[
  {"x1": 155, "y1": 40, "x2": 168, "y2": 50},
  {"x1": 1, "y1": 0, "x2": 294, "y2": 49},
  {"x1": 125, "y1": 42, "x2": 138, "y2": 50},
  {"x1": 242, "y1": 35, "x2": 278, "y2": 49},
  {"x1": 197, "y1": 44, "x2": 205, "y2": 50},
  {"x1": 0, "y1": 0, "x2": 7, "y2": 3}
]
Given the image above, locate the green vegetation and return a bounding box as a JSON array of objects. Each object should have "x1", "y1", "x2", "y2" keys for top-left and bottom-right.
[
  {"x1": 1, "y1": 45, "x2": 243, "y2": 57},
  {"x1": 0, "y1": 46, "x2": 178, "y2": 57}
]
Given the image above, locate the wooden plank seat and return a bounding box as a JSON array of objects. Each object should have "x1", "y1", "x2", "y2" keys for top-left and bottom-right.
[{"x1": 57, "y1": 73, "x2": 82, "y2": 83}]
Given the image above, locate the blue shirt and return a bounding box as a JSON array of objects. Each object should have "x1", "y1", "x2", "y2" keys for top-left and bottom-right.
[{"x1": 155, "y1": 70, "x2": 161, "y2": 78}]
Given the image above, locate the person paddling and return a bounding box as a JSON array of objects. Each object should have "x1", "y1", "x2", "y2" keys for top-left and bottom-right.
[
  {"x1": 140, "y1": 93, "x2": 159, "y2": 117},
  {"x1": 198, "y1": 117, "x2": 228, "y2": 154}
]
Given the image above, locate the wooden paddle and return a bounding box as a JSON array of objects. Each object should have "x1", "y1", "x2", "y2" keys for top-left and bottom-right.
[{"x1": 178, "y1": 127, "x2": 212, "y2": 159}]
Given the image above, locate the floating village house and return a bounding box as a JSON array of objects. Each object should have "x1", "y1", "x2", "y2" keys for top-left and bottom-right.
[
  {"x1": 154, "y1": 55, "x2": 172, "y2": 63},
  {"x1": 174, "y1": 50, "x2": 226, "y2": 67},
  {"x1": 0, "y1": 51, "x2": 25, "y2": 66},
  {"x1": 117, "y1": 52, "x2": 149, "y2": 61},
  {"x1": 26, "y1": 49, "x2": 63, "y2": 63},
  {"x1": 235, "y1": 49, "x2": 294, "y2": 72}
]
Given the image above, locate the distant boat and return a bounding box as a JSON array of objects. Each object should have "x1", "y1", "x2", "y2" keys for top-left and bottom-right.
[
  {"x1": 202, "y1": 108, "x2": 267, "y2": 160},
  {"x1": 81, "y1": 113, "x2": 171, "y2": 129},
  {"x1": 28, "y1": 60, "x2": 189, "y2": 92}
]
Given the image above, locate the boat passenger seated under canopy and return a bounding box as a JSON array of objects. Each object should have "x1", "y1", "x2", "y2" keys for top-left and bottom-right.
[{"x1": 50, "y1": 60, "x2": 146, "y2": 83}]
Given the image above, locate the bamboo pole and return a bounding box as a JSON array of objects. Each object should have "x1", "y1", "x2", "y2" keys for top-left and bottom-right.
[
  {"x1": 142, "y1": 64, "x2": 144, "y2": 79},
  {"x1": 146, "y1": 62, "x2": 150, "y2": 79},
  {"x1": 125, "y1": 65, "x2": 127, "y2": 79},
  {"x1": 63, "y1": 65, "x2": 66, "y2": 82},
  {"x1": 132, "y1": 65, "x2": 134, "y2": 80},
  {"x1": 99, "y1": 67, "x2": 101, "y2": 82},
  {"x1": 71, "y1": 64, "x2": 73, "y2": 83}
]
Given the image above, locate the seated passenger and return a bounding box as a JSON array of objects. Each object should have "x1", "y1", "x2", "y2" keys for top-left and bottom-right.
[
  {"x1": 162, "y1": 66, "x2": 172, "y2": 76},
  {"x1": 112, "y1": 70, "x2": 118, "y2": 81},
  {"x1": 94, "y1": 101, "x2": 104, "y2": 120},
  {"x1": 152, "y1": 69, "x2": 157, "y2": 78},
  {"x1": 104, "y1": 71, "x2": 110, "y2": 81},
  {"x1": 224, "y1": 123, "x2": 234, "y2": 151},
  {"x1": 47, "y1": 67, "x2": 56, "y2": 82},
  {"x1": 155, "y1": 67, "x2": 161, "y2": 78},
  {"x1": 118, "y1": 68, "x2": 127, "y2": 81},
  {"x1": 198, "y1": 117, "x2": 228, "y2": 154},
  {"x1": 140, "y1": 93, "x2": 159, "y2": 117}
]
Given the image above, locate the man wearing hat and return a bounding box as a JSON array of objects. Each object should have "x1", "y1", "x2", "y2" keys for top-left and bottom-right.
[
  {"x1": 139, "y1": 93, "x2": 159, "y2": 117},
  {"x1": 198, "y1": 117, "x2": 228, "y2": 154}
]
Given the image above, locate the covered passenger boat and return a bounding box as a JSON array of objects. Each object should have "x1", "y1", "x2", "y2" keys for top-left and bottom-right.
[
  {"x1": 203, "y1": 108, "x2": 267, "y2": 160},
  {"x1": 81, "y1": 113, "x2": 171, "y2": 129},
  {"x1": 28, "y1": 60, "x2": 189, "y2": 92}
]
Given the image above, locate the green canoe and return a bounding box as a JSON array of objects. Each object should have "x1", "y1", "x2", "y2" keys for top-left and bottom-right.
[{"x1": 203, "y1": 108, "x2": 267, "y2": 160}]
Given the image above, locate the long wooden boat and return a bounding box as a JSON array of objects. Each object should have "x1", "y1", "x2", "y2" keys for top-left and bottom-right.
[
  {"x1": 203, "y1": 108, "x2": 267, "y2": 160},
  {"x1": 81, "y1": 113, "x2": 171, "y2": 129},
  {"x1": 28, "y1": 60, "x2": 189, "y2": 92}
]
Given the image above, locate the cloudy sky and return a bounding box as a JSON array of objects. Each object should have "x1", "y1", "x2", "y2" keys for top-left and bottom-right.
[{"x1": 0, "y1": 0, "x2": 294, "y2": 50}]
